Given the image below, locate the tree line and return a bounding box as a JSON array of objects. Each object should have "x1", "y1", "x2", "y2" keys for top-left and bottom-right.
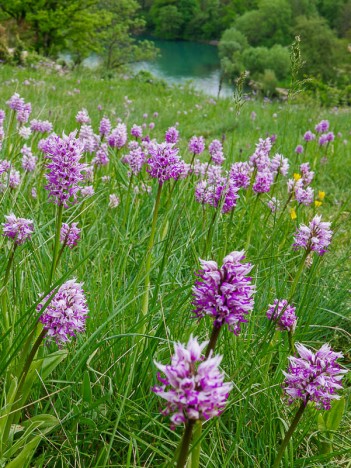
[
  {"x1": 0, "y1": 0, "x2": 350, "y2": 94},
  {"x1": 142, "y1": 0, "x2": 351, "y2": 90},
  {"x1": 0, "y1": 0, "x2": 156, "y2": 68}
]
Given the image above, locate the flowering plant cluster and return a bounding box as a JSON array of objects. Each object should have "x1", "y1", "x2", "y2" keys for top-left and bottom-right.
[
  {"x1": 147, "y1": 141, "x2": 186, "y2": 184},
  {"x1": 1, "y1": 88, "x2": 348, "y2": 468},
  {"x1": 60, "y1": 222, "x2": 81, "y2": 249},
  {"x1": 2, "y1": 214, "x2": 34, "y2": 245},
  {"x1": 38, "y1": 279, "x2": 89, "y2": 345},
  {"x1": 153, "y1": 336, "x2": 232, "y2": 427},
  {"x1": 283, "y1": 343, "x2": 347, "y2": 410},
  {"x1": 30, "y1": 119, "x2": 53, "y2": 134},
  {"x1": 188, "y1": 135, "x2": 205, "y2": 155},
  {"x1": 41, "y1": 131, "x2": 86, "y2": 207},
  {"x1": 195, "y1": 176, "x2": 240, "y2": 213},
  {"x1": 293, "y1": 215, "x2": 332, "y2": 255},
  {"x1": 7, "y1": 92, "x2": 32, "y2": 124},
  {"x1": 266, "y1": 299, "x2": 297, "y2": 332},
  {"x1": 193, "y1": 251, "x2": 255, "y2": 334}
]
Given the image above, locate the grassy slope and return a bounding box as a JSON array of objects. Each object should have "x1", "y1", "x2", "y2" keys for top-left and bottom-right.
[{"x1": 0, "y1": 65, "x2": 350, "y2": 467}]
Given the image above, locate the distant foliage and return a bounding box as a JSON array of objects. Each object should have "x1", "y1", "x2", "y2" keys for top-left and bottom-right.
[
  {"x1": 235, "y1": 0, "x2": 293, "y2": 47},
  {"x1": 97, "y1": 0, "x2": 157, "y2": 69},
  {"x1": 139, "y1": 0, "x2": 351, "y2": 92},
  {"x1": 0, "y1": 0, "x2": 157, "y2": 68},
  {"x1": 294, "y1": 16, "x2": 340, "y2": 81},
  {"x1": 215, "y1": 0, "x2": 351, "y2": 90}
]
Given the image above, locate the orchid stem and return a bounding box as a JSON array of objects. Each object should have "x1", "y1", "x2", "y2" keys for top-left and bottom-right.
[{"x1": 272, "y1": 401, "x2": 307, "y2": 468}]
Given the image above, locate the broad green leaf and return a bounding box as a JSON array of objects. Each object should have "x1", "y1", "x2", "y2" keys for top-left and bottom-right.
[
  {"x1": 82, "y1": 370, "x2": 93, "y2": 403},
  {"x1": 22, "y1": 414, "x2": 59, "y2": 433},
  {"x1": 4, "y1": 415, "x2": 58, "y2": 458},
  {"x1": 317, "y1": 413, "x2": 327, "y2": 433},
  {"x1": 6, "y1": 435, "x2": 41, "y2": 468},
  {"x1": 41, "y1": 349, "x2": 68, "y2": 380},
  {"x1": 325, "y1": 397, "x2": 345, "y2": 432},
  {"x1": 17, "y1": 360, "x2": 43, "y2": 416},
  {"x1": 0, "y1": 375, "x2": 18, "y2": 437}
]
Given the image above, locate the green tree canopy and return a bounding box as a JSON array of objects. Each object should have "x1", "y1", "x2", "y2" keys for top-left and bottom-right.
[
  {"x1": 97, "y1": 0, "x2": 157, "y2": 69},
  {"x1": 0, "y1": 0, "x2": 102, "y2": 57},
  {"x1": 235, "y1": 0, "x2": 293, "y2": 47},
  {"x1": 0, "y1": 0, "x2": 157, "y2": 67},
  {"x1": 218, "y1": 27, "x2": 248, "y2": 59},
  {"x1": 152, "y1": 5, "x2": 184, "y2": 38},
  {"x1": 293, "y1": 15, "x2": 339, "y2": 80}
]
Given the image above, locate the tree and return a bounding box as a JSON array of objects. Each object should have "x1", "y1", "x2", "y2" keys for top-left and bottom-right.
[
  {"x1": 0, "y1": 0, "x2": 157, "y2": 67},
  {"x1": 199, "y1": 0, "x2": 223, "y2": 39},
  {"x1": 242, "y1": 46, "x2": 271, "y2": 75},
  {"x1": 266, "y1": 45, "x2": 290, "y2": 80},
  {"x1": 317, "y1": 0, "x2": 347, "y2": 28},
  {"x1": 97, "y1": 0, "x2": 157, "y2": 69},
  {"x1": 218, "y1": 28, "x2": 248, "y2": 80},
  {"x1": 0, "y1": 0, "x2": 102, "y2": 58},
  {"x1": 293, "y1": 16, "x2": 339, "y2": 80},
  {"x1": 336, "y1": 0, "x2": 351, "y2": 38},
  {"x1": 290, "y1": 0, "x2": 318, "y2": 18},
  {"x1": 218, "y1": 27, "x2": 248, "y2": 59},
  {"x1": 235, "y1": 0, "x2": 293, "y2": 47},
  {"x1": 149, "y1": 0, "x2": 200, "y2": 39},
  {"x1": 153, "y1": 5, "x2": 184, "y2": 38}
]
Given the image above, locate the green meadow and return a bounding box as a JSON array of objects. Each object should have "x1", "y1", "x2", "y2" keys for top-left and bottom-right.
[{"x1": 0, "y1": 65, "x2": 350, "y2": 467}]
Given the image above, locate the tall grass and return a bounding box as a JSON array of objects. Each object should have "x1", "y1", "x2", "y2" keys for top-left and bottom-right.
[{"x1": 0, "y1": 65, "x2": 350, "y2": 467}]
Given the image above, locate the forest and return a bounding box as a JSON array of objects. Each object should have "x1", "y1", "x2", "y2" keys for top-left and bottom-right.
[{"x1": 142, "y1": 0, "x2": 351, "y2": 90}]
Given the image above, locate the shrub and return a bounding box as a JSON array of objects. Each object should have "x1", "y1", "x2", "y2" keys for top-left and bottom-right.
[
  {"x1": 218, "y1": 27, "x2": 248, "y2": 60},
  {"x1": 242, "y1": 47, "x2": 270, "y2": 76},
  {"x1": 260, "y1": 69, "x2": 278, "y2": 96},
  {"x1": 266, "y1": 45, "x2": 290, "y2": 80}
]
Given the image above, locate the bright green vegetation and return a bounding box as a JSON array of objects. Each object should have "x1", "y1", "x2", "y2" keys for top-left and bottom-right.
[
  {"x1": 142, "y1": 1, "x2": 351, "y2": 96},
  {"x1": 2, "y1": 1, "x2": 351, "y2": 99},
  {"x1": 0, "y1": 65, "x2": 350, "y2": 466},
  {"x1": 0, "y1": 0, "x2": 156, "y2": 68}
]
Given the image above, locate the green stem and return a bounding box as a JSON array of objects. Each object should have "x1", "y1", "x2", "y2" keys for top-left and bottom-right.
[
  {"x1": 2, "y1": 244, "x2": 17, "y2": 288},
  {"x1": 289, "y1": 251, "x2": 309, "y2": 301},
  {"x1": 258, "y1": 193, "x2": 293, "y2": 256},
  {"x1": 202, "y1": 209, "x2": 218, "y2": 257},
  {"x1": 190, "y1": 152, "x2": 196, "y2": 167},
  {"x1": 18, "y1": 328, "x2": 47, "y2": 395},
  {"x1": 287, "y1": 331, "x2": 295, "y2": 354},
  {"x1": 1, "y1": 245, "x2": 17, "y2": 331},
  {"x1": 2, "y1": 328, "x2": 47, "y2": 445},
  {"x1": 205, "y1": 325, "x2": 222, "y2": 359},
  {"x1": 177, "y1": 419, "x2": 195, "y2": 468},
  {"x1": 245, "y1": 194, "x2": 259, "y2": 250},
  {"x1": 55, "y1": 244, "x2": 66, "y2": 273},
  {"x1": 140, "y1": 184, "x2": 162, "y2": 331},
  {"x1": 222, "y1": 208, "x2": 235, "y2": 261},
  {"x1": 191, "y1": 420, "x2": 202, "y2": 468},
  {"x1": 48, "y1": 204, "x2": 63, "y2": 288},
  {"x1": 123, "y1": 173, "x2": 134, "y2": 225},
  {"x1": 272, "y1": 401, "x2": 307, "y2": 468},
  {"x1": 3, "y1": 110, "x2": 15, "y2": 155}
]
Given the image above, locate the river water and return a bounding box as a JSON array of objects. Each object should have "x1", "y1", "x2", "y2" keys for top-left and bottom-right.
[
  {"x1": 129, "y1": 39, "x2": 234, "y2": 98},
  {"x1": 80, "y1": 39, "x2": 233, "y2": 98}
]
